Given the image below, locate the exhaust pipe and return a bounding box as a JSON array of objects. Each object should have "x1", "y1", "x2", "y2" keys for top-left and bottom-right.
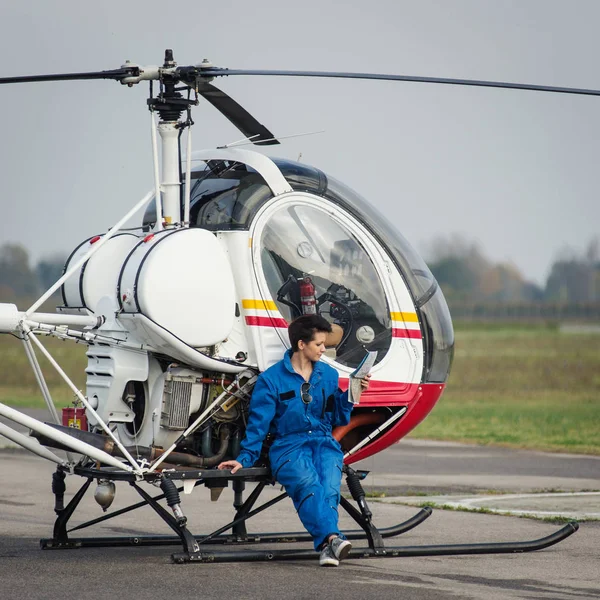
[
  {"x1": 0, "y1": 402, "x2": 133, "y2": 472},
  {"x1": 32, "y1": 423, "x2": 231, "y2": 468}
]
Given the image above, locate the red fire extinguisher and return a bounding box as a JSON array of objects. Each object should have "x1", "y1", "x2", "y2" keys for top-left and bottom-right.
[{"x1": 299, "y1": 276, "x2": 317, "y2": 315}]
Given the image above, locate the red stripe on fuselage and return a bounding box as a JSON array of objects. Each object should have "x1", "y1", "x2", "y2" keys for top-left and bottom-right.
[
  {"x1": 244, "y1": 318, "x2": 421, "y2": 340},
  {"x1": 392, "y1": 327, "x2": 422, "y2": 339},
  {"x1": 245, "y1": 315, "x2": 288, "y2": 328}
]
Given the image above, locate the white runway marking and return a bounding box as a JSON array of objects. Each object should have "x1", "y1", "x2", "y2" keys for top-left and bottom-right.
[{"x1": 443, "y1": 491, "x2": 600, "y2": 519}]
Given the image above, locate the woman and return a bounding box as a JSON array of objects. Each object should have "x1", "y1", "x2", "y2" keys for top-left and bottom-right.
[{"x1": 219, "y1": 314, "x2": 371, "y2": 567}]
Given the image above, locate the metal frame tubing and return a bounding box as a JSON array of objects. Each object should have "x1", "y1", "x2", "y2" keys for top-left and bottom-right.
[
  {"x1": 67, "y1": 480, "x2": 205, "y2": 534},
  {"x1": 0, "y1": 402, "x2": 134, "y2": 472},
  {"x1": 38, "y1": 466, "x2": 431, "y2": 552},
  {"x1": 0, "y1": 422, "x2": 66, "y2": 466},
  {"x1": 45, "y1": 506, "x2": 433, "y2": 551}
]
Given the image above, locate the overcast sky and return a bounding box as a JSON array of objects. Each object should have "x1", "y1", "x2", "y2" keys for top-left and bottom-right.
[{"x1": 1, "y1": 0, "x2": 599, "y2": 286}]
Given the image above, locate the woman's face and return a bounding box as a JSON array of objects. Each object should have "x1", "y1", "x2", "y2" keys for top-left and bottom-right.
[{"x1": 298, "y1": 331, "x2": 327, "y2": 362}]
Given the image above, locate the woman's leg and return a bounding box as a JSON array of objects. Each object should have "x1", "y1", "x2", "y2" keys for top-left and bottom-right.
[
  {"x1": 314, "y1": 437, "x2": 345, "y2": 539},
  {"x1": 271, "y1": 436, "x2": 339, "y2": 550}
]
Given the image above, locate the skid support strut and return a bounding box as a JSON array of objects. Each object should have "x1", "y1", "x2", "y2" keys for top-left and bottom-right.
[
  {"x1": 342, "y1": 465, "x2": 384, "y2": 552},
  {"x1": 51, "y1": 479, "x2": 93, "y2": 548},
  {"x1": 131, "y1": 480, "x2": 200, "y2": 555},
  {"x1": 41, "y1": 467, "x2": 94, "y2": 549}
]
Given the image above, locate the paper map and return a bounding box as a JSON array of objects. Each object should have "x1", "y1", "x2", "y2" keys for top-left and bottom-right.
[{"x1": 348, "y1": 350, "x2": 377, "y2": 404}]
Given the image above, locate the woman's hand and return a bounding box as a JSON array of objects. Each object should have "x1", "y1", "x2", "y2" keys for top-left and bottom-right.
[
  {"x1": 360, "y1": 373, "x2": 372, "y2": 391},
  {"x1": 218, "y1": 459, "x2": 243, "y2": 473}
]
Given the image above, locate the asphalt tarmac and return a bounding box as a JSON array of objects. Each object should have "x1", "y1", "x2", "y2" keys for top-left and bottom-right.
[
  {"x1": 354, "y1": 438, "x2": 600, "y2": 520},
  {"x1": 0, "y1": 410, "x2": 598, "y2": 600}
]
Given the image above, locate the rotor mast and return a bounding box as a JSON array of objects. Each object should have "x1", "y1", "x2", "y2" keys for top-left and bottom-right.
[{"x1": 146, "y1": 49, "x2": 196, "y2": 228}]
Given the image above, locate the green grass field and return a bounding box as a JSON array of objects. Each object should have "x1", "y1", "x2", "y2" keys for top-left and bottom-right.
[
  {"x1": 0, "y1": 335, "x2": 87, "y2": 407},
  {"x1": 410, "y1": 323, "x2": 600, "y2": 455},
  {"x1": 1, "y1": 323, "x2": 599, "y2": 454}
]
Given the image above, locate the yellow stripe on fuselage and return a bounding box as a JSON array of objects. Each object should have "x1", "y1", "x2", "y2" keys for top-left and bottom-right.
[
  {"x1": 242, "y1": 299, "x2": 278, "y2": 311},
  {"x1": 390, "y1": 311, "x2": 419, "y2": 322}
]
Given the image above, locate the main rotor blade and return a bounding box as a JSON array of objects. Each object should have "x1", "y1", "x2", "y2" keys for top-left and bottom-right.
[
  {"x1": 0, "y1": 68, "x2": 134, "y2": 85},
  {"x1": 200, "y1": 68, "x2": 600, "y2": 98},
  {"x1": 197, "y1": 81, "x2": 279, "y2": 145}
]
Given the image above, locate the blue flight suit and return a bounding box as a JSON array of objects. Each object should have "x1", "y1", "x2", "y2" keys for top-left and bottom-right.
[{"x1": 236, "y1": 350, "x2": 353, "y2": 550}]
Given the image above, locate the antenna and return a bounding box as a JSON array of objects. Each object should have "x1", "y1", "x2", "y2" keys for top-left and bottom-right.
[
  {"x1": 218, "y1": 129, "x2": 325, "y2": 150},
  {"x1": 218, "y1": 134, "x2": 261, "y2": 149}
]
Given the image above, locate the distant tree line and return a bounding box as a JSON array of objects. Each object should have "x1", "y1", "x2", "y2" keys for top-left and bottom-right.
[
  {"x1": 0, "y1": 243, "x2": 66, "y2": 304},
  {"x1": 1, "y1": 238, "x2": 599, "y2": 315},
  {"x1": 425, "y1": 235, "x2": 600, "y2": 306}
]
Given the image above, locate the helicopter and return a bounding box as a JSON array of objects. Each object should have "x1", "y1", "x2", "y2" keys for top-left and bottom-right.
[{"x1": 0, "y1": 50, "x2": 581, "y2": 563}]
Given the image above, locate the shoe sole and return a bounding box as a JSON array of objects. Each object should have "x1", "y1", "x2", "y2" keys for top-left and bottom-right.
[
  {"x1": 333, "y1": 541, "x2": 352, "y2": 561},
  {"x1": 320, "y1": 559, "x2": 339, "y2": 567}
]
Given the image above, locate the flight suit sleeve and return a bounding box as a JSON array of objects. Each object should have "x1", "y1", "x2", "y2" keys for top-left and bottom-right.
[
  {"x1": 332, "y1": 383, "x2": 352, "y2": 427},
  {"x1": 235, "y1": 374, "x2": 277, "y2": 468}
]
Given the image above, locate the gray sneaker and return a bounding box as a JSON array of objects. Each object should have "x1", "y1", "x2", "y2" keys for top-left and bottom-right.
[
  {"x1": 319, "y1": 543, "x2": 340, "y2": 567},
  {"x1": 329, "y1": 536, "x2": 352, "y2": 561}
]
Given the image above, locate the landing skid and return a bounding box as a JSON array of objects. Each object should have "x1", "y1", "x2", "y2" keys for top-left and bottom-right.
[
  {"x1": 40, "y1": 464, "x2": 578, "y2": 564},
  {"x1": 173, "y1": 523, "x2": 579, "y2": 563}
]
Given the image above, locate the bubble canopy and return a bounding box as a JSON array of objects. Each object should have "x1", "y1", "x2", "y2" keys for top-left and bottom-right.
[{"x1": 142, "y1": 156, "x2": 454, "y2": 382}]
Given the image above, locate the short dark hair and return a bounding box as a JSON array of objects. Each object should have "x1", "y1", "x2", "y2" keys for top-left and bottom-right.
[{"x1": 288, "y1": 314, "x2": 332, "y2": 352}]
